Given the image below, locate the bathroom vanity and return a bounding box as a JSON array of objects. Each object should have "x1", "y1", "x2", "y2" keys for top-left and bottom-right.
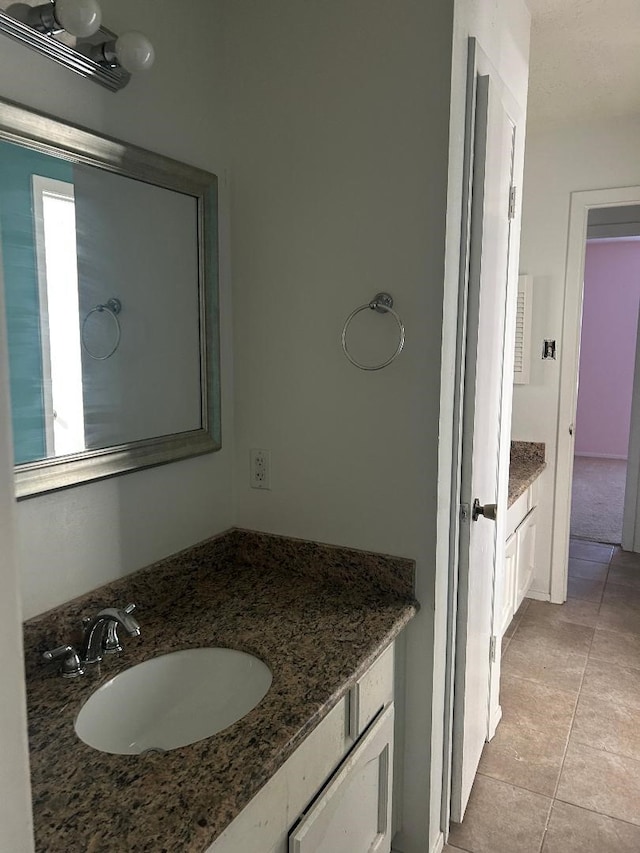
[
  {"x1": 500, "y1": 441, "x2": 546, "y2": 634},
  {"x1": 23, "y1": 529, "x2": 417, "y2": 852}
]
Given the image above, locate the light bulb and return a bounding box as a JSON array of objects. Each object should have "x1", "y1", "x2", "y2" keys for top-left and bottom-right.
[
  {"x1": 115, "y1": 31, "x2": 155, "y2": 73},
  {"x1": 54, "y1": 0, "x2": 102, "y2": 37}
]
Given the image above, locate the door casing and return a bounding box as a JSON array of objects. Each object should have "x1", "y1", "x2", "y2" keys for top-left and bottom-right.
[{"x1": 552, "y1": 186, "x2": 640, "y2": 603}]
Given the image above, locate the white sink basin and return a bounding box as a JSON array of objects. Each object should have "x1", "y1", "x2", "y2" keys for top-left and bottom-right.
[{"x1": 74, "y1": 647, "x2": 272, "y2": 755}]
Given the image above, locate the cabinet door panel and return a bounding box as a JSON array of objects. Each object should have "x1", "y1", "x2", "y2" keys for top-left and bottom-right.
[
  {"x1": 289, "y1": 704, "x2": 394, "y2": 853},
  {"x1": 515, "y1": 508, "x2": 537, "y2": 610},
  {"x1": 501, "y1": 533, "x2": 517, "y2": 636}
]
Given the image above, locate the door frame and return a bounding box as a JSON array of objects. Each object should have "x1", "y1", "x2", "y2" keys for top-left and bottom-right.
[
  {"x1": 623, "y1": 305, "x2": 640, "y2": 551},
  {"x1": 551, "y1": 185, "x2": 640, "y2": 604}
]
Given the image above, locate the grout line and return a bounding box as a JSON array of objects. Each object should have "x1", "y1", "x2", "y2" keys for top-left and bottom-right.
[
  {"x1": 550, "y1": 619, "x2": 595, "y2": 799},
  {"x1": 475, "y1": 769, "x2": 556, "y2": 802},
  {"x1": 552, "y1": 796, "x2": 640, "y2": 829},
  {"x1": 536, "y1": 561, "x2": 604, "y2": 851},
  {"x1": 538, "y1": 551, "x2": 601, "y2": 852}
]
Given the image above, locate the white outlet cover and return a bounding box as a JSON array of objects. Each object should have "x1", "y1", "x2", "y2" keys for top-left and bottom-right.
[{"x1": 250, "y1": 449, "x2": 271, "y2": 490}]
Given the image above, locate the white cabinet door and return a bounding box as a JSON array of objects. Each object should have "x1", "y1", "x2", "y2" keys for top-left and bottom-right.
[
  {"x1": 289, "y1": 705, "x2": 394, "y2": 853},
  {"x1": 515, "y1": 508, "x2": 537, "y2": 610},
  {"x1": 501, "y1": 533, "x2": 517, "y2": 636}
]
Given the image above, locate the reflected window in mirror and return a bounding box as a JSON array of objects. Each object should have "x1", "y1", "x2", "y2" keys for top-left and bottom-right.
[{"x1": 0, "y1": 99, "x2": 220, "y2": 497}]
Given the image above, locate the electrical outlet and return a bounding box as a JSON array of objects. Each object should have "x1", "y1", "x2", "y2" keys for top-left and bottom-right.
[{"x1": 250, "y1": 449, "x2": 271, "y2": 490}]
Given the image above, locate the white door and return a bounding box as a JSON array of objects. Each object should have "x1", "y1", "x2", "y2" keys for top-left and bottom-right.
[{"x1": 450, "y1": 69, "x2": 516, "y2": 822}]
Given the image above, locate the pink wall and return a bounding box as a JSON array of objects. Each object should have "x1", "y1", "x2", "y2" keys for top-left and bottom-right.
[{"x1": 575, "y1": 239, "x2": 640, "y2": 458}]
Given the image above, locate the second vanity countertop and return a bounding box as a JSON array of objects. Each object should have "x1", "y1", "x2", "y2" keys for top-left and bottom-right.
[
  {"x1": 508, "y1": 441, "x2": 546, "y2": 507},
  {"x1": 23, "y1": 529, "x2": 417, "y2": 853}
]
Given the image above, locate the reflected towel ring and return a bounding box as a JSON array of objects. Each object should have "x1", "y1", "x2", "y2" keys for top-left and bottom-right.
[
  {"x1": 341, "y1": 292, "x2": 405, "y2": 371},
  {"x1": 81, "y1": 298, "x2": 122, "y2": 360}
]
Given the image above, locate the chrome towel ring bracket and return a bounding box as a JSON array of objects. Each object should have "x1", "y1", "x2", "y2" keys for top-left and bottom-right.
[
  {"x1": 341, "y1": 292, "x2": 405, "y2": 371},
  {"x1": 81, "y1": 297, "x2": 122, "y2": 361}
]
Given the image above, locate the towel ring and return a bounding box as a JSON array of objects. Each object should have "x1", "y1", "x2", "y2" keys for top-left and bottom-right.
[
  {"x1": 81, "y1": 298, "x2": 122, "y2": 361},
  {"x1": 341, "y1": 292, "x2": 405, "y2": 371}
]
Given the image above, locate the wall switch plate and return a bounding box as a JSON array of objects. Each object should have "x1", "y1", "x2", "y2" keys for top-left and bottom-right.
[
  {"x1": 250, "y1": 449, "x2": 271, "y2": 490},
  {"x1": 542, "y1": 339, "x2": 557, "y2": 359}
]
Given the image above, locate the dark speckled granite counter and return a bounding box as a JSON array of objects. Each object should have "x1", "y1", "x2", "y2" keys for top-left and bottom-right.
[
  {"x1": 23, "y1": 529, "x2": 417, "y2": 853},
  {"x1": 509, "y1": 441, "x2": 546, "y2": 506}
]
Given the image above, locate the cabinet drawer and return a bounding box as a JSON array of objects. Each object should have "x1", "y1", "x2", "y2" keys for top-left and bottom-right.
[{"x1": 349, "y1": 644, "x2": 394, "y2": 739}]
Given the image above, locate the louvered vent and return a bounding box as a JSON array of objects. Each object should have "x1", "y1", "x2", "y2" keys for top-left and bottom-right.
[{"x1": 514, "y1": 275, "x2": 532, "y2": 385}]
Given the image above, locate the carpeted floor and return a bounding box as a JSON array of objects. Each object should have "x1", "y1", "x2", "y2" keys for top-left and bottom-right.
[{"x1": 570, "y1": 455, "x2": 627, "y2": 544}]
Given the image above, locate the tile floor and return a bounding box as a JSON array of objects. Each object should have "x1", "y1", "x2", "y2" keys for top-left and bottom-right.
[{"x1": 446, "y1": 539, "x2": 640, "y2": 853}]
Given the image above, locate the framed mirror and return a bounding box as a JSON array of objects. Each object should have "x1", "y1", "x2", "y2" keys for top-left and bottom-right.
[{"x1": 0, "y1": 97, "x2": 220, "y2": 499}]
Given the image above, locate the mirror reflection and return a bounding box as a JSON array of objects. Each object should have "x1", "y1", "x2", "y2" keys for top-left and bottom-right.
[{"x1": 0, "y1": 139, "x2": 205, "y2": 467}]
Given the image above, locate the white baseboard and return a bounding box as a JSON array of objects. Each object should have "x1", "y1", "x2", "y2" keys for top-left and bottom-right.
[
  {"x1": 574, "y1": 452, "x2": 628, "y2": 460},
  {"x1": 526, "y1": 589, "x2": 551, "y2": 602},
  {"x1": 488, "y1": 702, "x2": 502, "y2": 740},
  {"x1": 393, "y1": 832, "x2": 444, "y2": 853},
  {"x1": 430, "y1": 832, "x2": 445, "y2": 853}
]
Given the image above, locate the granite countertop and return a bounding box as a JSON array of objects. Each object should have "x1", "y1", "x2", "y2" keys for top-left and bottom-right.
[
  {"x1": 23, "y1": 529, "x2": 417, "y2": 853},
  {"x1": 508, "y1": 441, "x2": 546, "y2": 506}
]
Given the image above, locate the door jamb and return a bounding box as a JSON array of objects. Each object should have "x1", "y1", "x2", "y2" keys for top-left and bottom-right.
[{"x1": 622, "y1": 305, "x2": 640, "y2": 551}]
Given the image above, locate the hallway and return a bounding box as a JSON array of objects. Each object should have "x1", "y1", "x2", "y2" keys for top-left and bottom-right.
[{"x1": 446, "y1": 539, "x2": 640, "y2": 852}]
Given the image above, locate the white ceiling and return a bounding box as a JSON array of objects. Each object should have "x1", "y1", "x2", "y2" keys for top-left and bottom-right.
[{"x1": 526, "y1": 0, "x2": 640, "y2": 126}]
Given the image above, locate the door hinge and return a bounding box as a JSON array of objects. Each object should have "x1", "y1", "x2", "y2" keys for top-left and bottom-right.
[
  {"x1": 508, "y1": 185, "x2": 517, "y2": 220},
  {"x1": 489, "y1": 635, "x2": 497, "y2": 663}
]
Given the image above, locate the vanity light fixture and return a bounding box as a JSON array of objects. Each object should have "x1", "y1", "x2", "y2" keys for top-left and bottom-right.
[
  {"x1": 26, "y1": 0, "x2": 102, "y2": 37},
  {"x1": 0, "y1": 0, "x2": 154, "y2": 90}
]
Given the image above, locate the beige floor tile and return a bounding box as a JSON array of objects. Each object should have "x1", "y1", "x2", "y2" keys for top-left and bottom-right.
[
  {"x1": 598, "y1": 598, "x2": 640, "y2": 636},
  {"x1": 520, "y1": 598, "x2": 600, "y2": 629},
  {"x1": 570, "y1": 540, "x2": 614, "y2": 562},
  {"x1": 603, "y1": 582, "x2": 640, "y2": 604},
  {"x1": 444, "y1": 846, "x2": 470, "y2": 852},
  {"x1": 500, "y1": 675, "x2": 577, "y2": 735},
  {"x1": 503, "y1": 618, "x2": 518, "y2": 640},
  {"x1": 580, "y1": 657, "x2": 640, "y2": 710},
  {"x1": 504, "y1": 599, "x2": 531, "y2": 639},
  {"x1": 514, "y1": 610, "x2": 595, "y2": 653},
  {"x1": 542, "y1": 801, "x2": 640, "y2": 853},
  {"x1": 448, "y1": 775, "x2": 551, "y2": 853},
  {"x1": 572, "y1": 692, "x2": 640, "y2": 761},
  {"x1": 608, "y1": 563, "x2": 640, "y2": 590},
  {"x1": 478, "y1": 721, "x2": 567, "y2": 796},
  {"x1": 610, "y1": 548, "x2": 640, "y2": 569},
  {"x1": 567, "y1": 576, "x2": 605, "y2": 602},
  {"x1": 568, "y1": 557, "x2": 609, "y2": 582},
  {"x1": 589, "y1": 627, "x2": 640, "y2": 670},
  {"x1": 557, "y1": 739, "x2": 640, "y2": 825},
  {"x1": 502, "y1": 638, "x2": 587, "y2": 692}
]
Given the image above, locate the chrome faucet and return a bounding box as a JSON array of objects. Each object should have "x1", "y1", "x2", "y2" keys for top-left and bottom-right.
[{"x1": 80, "y1": 603, "x2": 141, "y2": 664}]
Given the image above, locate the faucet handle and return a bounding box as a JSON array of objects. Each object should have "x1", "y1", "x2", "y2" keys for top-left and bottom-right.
[
  {"x1": 103, "y1": 603, "x2": 138, "y2": 654},
  {"x1": 43, "y1": 644, "x2": 84, "y2": 678}
]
